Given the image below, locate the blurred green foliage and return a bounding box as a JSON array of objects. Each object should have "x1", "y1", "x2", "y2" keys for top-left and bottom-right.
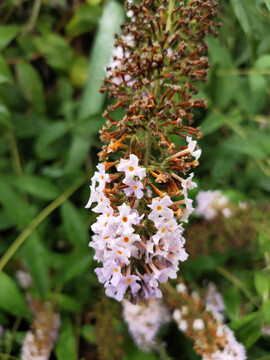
[{"x1": 0, "y1": 0, "x2": 269, "y2": 359}]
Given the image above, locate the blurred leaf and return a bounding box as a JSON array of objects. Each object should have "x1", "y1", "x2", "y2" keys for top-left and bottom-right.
[
  {"x1": 21, "y1": 233, "x2": 49, "y2": 299},
  {"x1": 66, "y1": 5, "x2": 101, "y2": 36},
  {"x1": 263, "y1": 299, "x2": 270, "y2": 324},
  {"x1": 0, "y1": 272, "x2": 30, "y2": 319},
  {"x1": 0, "y1": 55, "x2": 13, "y2": 84},
  {"x1": 255, "y1": 54, "x2": 270, "y2": 70},
  {"x1": 61, "y1": 201, "x2": 89, "y2": 247},
  {"x1": 14, "y1": 175, "x2": 60, "y2": 201},
  {"x1": 254, "y1": 271, "x2": 269, "y2": 299},
  {"x1": 16, "y1": 63, "x2": 45, "y2": 114},
  {"x1": 57, "y1": 294, "x2": 82, "y2": 313},
  {"x1": 0, "y1": 103, "x2": 12, "y2": 129},
  {"x1": 249, "y1": 74, "x2": 267, "y2": 113},
  {"x1": 264, "y1": 0, "x2": 270, "y2": 12},
  {"x1": 230, "y1": 0, "x2": 262, "y2": 55},
  {"x1": 258, "y1": 232, "x2": 270, "y2": 255},
  {"x1": 223, "y1": 286, "x2": 241, "y2": 321},
  {"x1": 0, "y1": 179, "x2": 33, "y2": 228},
  {"x1": 34, "y1": 34, "x2": 74, "y2": 72},
  {"x1": 55, "y1": 316, "x2": 77, "y2": 360},
  {"x1": 230, "y1": 311, "x2": 264, "y2": 348},
  {"x1": 0, "y1": 25, "x2": 20, "y2": 51},
  {"x1": 223, "y1": 134, "x2": 268, "y2": 159},
  {"x1": 81, "y1": 325, "x2": 96, "y2": 344},
  {"x1": 35, "y1": 121, "x2": 68, "y2": 158},
  {"x1": 13, "y1": 113, "x2": 45, "y2": 139},
  {"x1": 200, "y1": 112, "x2": 223, "y2": 136},
  {"x1": 70, "y1": 56, "x2": 88, "y2": 88},
  {"x1": 79, "y1": 0, "x2": 124, "y2": 119},
  {"x1": 53, "y1": 251, "x2": 92, "y2": 285},
  {"x1": 0, "y1": 209, "x2": 15, "y2": 231},
  {"x1": 66, "y1": 0, "x2": 125, "y2": 172}
]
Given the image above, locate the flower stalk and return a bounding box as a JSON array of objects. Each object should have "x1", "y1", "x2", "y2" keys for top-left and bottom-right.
[{"x1": 86, "y1": 0, "x2": 221, "y2": 302}]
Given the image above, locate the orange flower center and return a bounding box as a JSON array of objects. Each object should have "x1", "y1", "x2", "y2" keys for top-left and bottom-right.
[
  {"x1": 129, "y1": 166, "x2": 134, "y2": 172},
  {"x1": 157, "y1": 205, "x2": 162, "y2": 211},
  {"x1": 124, "y1": 237, "x2": 129, "y2": 243},
  {"x1": 122, "y1": 216, "x2": 128, "y2": 223}
]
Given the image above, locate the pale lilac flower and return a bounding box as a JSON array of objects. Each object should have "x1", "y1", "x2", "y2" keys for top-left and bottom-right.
[
  {"x1": 91, "y1": 163, "x2": 110, "y2": 189},
  {"x1": 123, "y1": 179, "x2": 144, "y2": 199},
  {"x1": 193, "y1": 318, "x2": 205, "y2": 330},
  {"x1": 186, "y1": 136, "x2": 202, "y2": 160},
  {"x1": 196, "y1": 190, "x2": 231, "y2": 221},
  {"x1": 176, "y1": 283, "x2": 187, "y2": 294},
  {"x1": 148, "y1": 196, "x2": 174, "y2": 221},
  {"x1": 178, "y1": 319, "x2": 188, "y2": 332},
  {"x1": 117, "y1": 154, "x2": 146, "y2": 182},
  {"x1": 122, "y1": 299, "x2": 170, "y2": 351},
  {"x1": 181, "y1": 172, "x2": 197, "y2": 196}
]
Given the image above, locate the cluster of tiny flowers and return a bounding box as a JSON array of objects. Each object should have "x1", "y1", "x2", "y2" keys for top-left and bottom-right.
[
  {"x1": 122, "y1": 299, "x2": 169, "y2": 351},
  {"x1": 86, "y1": 151, "x2": 197, "y2": 302},
  {"x1": 195, "y1": 190, "x2": 232, "y2": 221},
  {"x1": 21, "y1": 300, "x2": 60, "y2": 360},
  {"x1": 172, "y1": 282, "x2": 246, "y2": 360}
]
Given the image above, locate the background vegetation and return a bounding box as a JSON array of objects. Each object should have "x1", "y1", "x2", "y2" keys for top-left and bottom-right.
[{"x1": 0, "y1": 0, "x2": 269, "y2": 359}]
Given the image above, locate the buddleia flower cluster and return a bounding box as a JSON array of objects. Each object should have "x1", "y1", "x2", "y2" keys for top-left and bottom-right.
[
  {"x1": 86, "y1": 0, "x2": 221, "y2": 302},
  {"x1": 170, "y1": 282, "x2": 247, "y2": 360},
  {"x1": 122, "y1": 298, "x2": 170, "y2": 351}
]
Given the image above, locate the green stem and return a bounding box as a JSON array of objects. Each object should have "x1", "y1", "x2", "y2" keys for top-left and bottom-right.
[
  {"x1": 22, "y1": 0, "x2": 42, "y2": 34},
  {"x1": 217, "y1": 266, "x2": 259, "y2": 307},
  {"x1": 0, "y1": 175, "x2": 88, "y2": 271},
  {"x1": 144, "y1": 129, "x2": 151, "y2": 166},
  {"x1": 166, "y1": 0, "x2": 175, "y2": 32},
  {"x1": 8, "y1": 132, "x2": 22, "y2": 177},
  {"x1": 6, "y1": 317, "x2": 21, "y2": 358}
]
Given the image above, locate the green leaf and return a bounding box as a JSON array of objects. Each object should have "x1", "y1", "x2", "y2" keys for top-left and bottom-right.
[
  {"x1": 249, "y1": 74, "x2": 267, "y2": 113},
  {"x1": 34, "y1": 34, "x2": 74, "y2": 72},
  {"x1": 79, "y1": 0, "x2": 125, "y2": 118},
  {"x1": 223, "y1": 134, "x2": 267, "y2": 159},
  {"x1": 0, "y1": 104, "x2": 12, "y2": 129},
  {"x1": 57, "y1": 294, "x2": 82, "y2": 313},
  {"x1": 55, "y1": 316, "x2": 77, "y2": 360},
  {"x1": 61, "y1": 201, "x2": 89, "y2": 247},
  {"x1": 254, "y1": 271, "x2": 269, "y2": 299},
  {"x1": 81, "y1": 325, "x2": 96, "y2": 344},
  {"x1": 66, "y1": 0, "x2": 125, "y2": 172},
  {"x1": 53, "y1": 251, "x2": 92, "y2": 285},
  {"x1": 230, "y1": 0, "x2": 262, "y2": 55},
  {"x1": 0, "y1": 272, "x2": 30, "y2": 319},
  {"x1": 66, "y1": 5, "x2": 102, "y2": 36},
  {"x1": 0, "y1": 209, "x2": 15, "y2": 231},
  {"x1": 21, "y1": 233, "x2": 49, "y2": 299},
  {"x1": 0, "y1": 55, "x2": 13, "y2": 84},
  {"x1": 16, "y1": 63, "x2": 45, "y2": 114},
  {"x1": 201, "y1": 113, "x2": 223, "y2": 136},
  {"x1": 35, "y1": 121, "x2": 68, "y2": 157},
  {"x1": 230, "y1": 311, "x2": 264, "y2": 348},
  {"x1": 14, "y1": 175, "x2": 60, "y2": 201},
  {"x1": 258, "y1": 232, "x2": 270, "y2": 255},
  {"x1": 223, "y1": 286, "x2": 241, "y2": 321},
  {"x1": 264, "y1": 0, "x2": 270, "y2": 12},
  {"x1": 0, "y1": 25, "x2": 20, "y2": 51},
  {"x1": 263, "y1": 299, "x2": 270, "y2": 324},
  {"x1": 0, "y1": 179, "x2": 33, "y2": 228}
]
